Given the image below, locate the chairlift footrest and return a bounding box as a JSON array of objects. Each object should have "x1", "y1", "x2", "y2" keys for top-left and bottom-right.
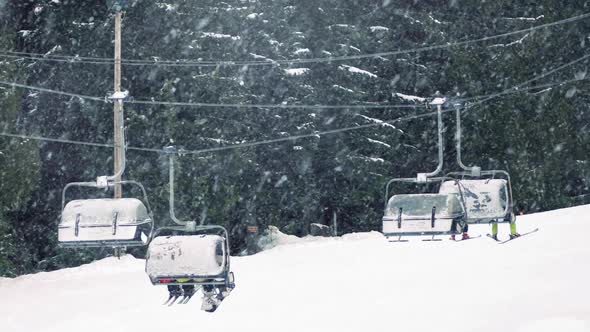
[{"x1": 58, "y1": 240, "x2": 145, "y2": 249}]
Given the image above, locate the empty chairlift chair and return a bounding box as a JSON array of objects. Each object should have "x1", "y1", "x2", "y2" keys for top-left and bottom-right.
[
  {"x1": 383, "y1": 193, "x2": 466, "y2": 241},
  {"x1": 382, "y1": 97, "x2": 467, "y2": 241},
  {"x1": 59, "y1": 186, "x2": 153, "y2": 248},
  {"x1": 58, "y1": 155, "x2": 154, "y2": 249},
  {"x1": 58, "y1": 92, "x2": 153, "y2": 250}
]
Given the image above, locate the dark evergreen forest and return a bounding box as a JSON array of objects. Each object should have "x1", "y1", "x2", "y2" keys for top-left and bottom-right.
[{"x1": 1, "y1": 0, "x2": 589, "y2": 277}]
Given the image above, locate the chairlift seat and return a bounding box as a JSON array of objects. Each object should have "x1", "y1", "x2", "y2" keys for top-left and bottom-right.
[
  {"x1": 58, "y1": 198, "x2": 151, "y2": 247},
  {"x1": 382, "y1": 194, "x2": 464, "y2": 236},
  {"x1": 439, "y1": 179, "x2": 509, "y2": 223},
  {"x1": 146, "y1": 234, "x2": 230, "y2": 286}
]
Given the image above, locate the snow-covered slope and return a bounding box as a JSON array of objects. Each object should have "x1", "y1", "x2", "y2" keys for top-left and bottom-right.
[{"x1": 1, "y1": 205, "x2": 590, "y2": 332}]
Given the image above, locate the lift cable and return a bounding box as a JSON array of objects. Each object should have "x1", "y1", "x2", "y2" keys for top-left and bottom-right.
[{"x1": 0, "y1": 12, "x2": 587, "y2": 67}]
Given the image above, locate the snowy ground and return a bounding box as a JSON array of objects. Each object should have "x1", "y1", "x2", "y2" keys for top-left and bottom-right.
[{"x1": 1, "y1": 205, "x2": 590, "y2": 332}]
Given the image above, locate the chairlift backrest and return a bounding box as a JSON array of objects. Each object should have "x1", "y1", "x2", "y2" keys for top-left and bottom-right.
[
  {"x1": 438, "y1": 179, "x2": 509, "y2": 222},
  {"x1": 59, "y1": 197, "x2": 152, "y2": 247},
  {"x1": 146, "y1": 234, "x2": 227, "y2": 281},
  {"x1": 382, "y1": 193, "x2": 465, "y2": 236}
]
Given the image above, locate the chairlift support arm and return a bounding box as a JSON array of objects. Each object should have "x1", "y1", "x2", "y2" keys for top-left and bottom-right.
[
  {"x1": 455, "y1": 106, "x2": 481, "y2": 176},
  {"x1": 110, "y1": 108, "x2": 126, "y2": 182},
  {"x1": 390, "y1": 98, "x2": 445, "y2": 183},
  {"x1": 164, "y1": 146, "x2": 204, "y2": 228},
  {"x1": 426, "y1": 103, "x2": 444, "y2": 177},
  {"x1": 165, "y1": 147, "x2": 186, "y2": 226}
]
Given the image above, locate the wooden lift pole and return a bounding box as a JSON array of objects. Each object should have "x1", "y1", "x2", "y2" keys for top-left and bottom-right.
[{"x1": 113, "y1": 9, "x2": 123, "y2": 198}]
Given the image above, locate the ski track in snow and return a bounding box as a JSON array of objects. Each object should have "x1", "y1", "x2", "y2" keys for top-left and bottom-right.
[{"x1": 1, "y1": 205, "x2": 590, "y2": 332}]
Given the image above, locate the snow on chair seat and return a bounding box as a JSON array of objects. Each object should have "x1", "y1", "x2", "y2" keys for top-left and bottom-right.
[
  {"x1": 382, "y1": 194, "x2": 464, "y2": 236},
  {"x1": 438, "y1": 179, "x2": 509, "y2": 223},
  {"x1": 146, "y1": 234, "x2": 228, "y2": 285},
  {"x1": 58, "y1": 198, "x2": 152, "y2": 247}
]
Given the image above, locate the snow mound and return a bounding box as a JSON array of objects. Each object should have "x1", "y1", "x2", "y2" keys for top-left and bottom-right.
[
  {"x1": 340, "y1": 231, "x2": 384, "y2": 241},
  {"x1": 257, "y1": 225, "x2": 325, "y2": 251}
]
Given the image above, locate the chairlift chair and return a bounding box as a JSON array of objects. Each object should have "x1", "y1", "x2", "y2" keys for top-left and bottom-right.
[
  {"x1": 383, "y1": 189, "x2": 466, "y2": 241},
  {"x1": 58, "y1": 102, "x2": 154, "y2": 249},
  {"x1": 145, "y1": 146, "x2": 235, "y2": 310},
  {"x1": 58, "y1": 180, "x2": 154, "y2": 248},
  {"x1": 382, "y1": 98, "x2": 468, "y2": 241}
]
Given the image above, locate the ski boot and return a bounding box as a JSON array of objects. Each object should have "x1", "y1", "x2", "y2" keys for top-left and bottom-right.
[
  {"x1": 180, "y1": 285, "x2": 196, "y2": 304},
  {"x1": 219, "y1": 285, "x2": 232, "y2": 299},
  {"x1": 462, "y1": 233, "x2": 470, "y2": 240},
  {"x1": 201, "y1": 287, "x2": 221, "y2": 312},
  {"x1": 509, "y1": 233, "x2": 521, "y2": 240},
  {"x1": 168, "y1": 285, "x2": 182, "y2": 297},
  {"x1": 491, "y1": 234, "x2": 498, "y2": 241},
  {"x1": 164, "y1": 285, "x2": 182, "y2": 305}
]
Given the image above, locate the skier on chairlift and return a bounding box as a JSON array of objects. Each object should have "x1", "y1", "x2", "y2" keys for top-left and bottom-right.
[
  {"x1": 450, "y1": 223, "x2": 470, "y2": 241},
  {"x1": 490, "y1": 209, "x2": 521, "y2": 241},
  {"x1": 201, "y1": 242, "x2": 229, "y2": 312},
  {"x1": 181, "y1": 285, "x2": 196, "y2": 298},
  {"x1": 167, "y1": 285, "x2": 182, "y2": 298},
  {"x1": 201, "y1": 285, "x2": 221, "y2": 312}
]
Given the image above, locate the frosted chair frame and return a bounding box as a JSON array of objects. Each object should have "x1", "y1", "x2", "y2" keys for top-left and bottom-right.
[
  {"x1": 441, "y1": 170, "x2": 515, "y2": 224},
  {"x1": 58, "y1": 180, "x2": 154, "y2": 248},
  {"x1": 145, "y1": 225, "x2": 235, "y2": 289}
]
